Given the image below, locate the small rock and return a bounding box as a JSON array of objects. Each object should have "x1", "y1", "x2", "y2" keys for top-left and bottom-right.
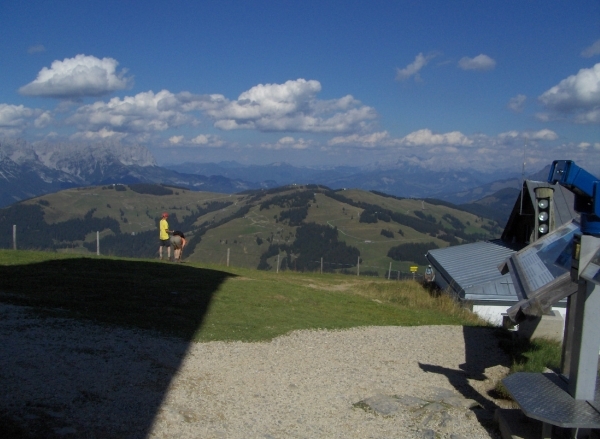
[
  {"x1": 354, "y1": 394, "x2": 400, "y2": 416},
  {"x1": 442, "y1": 395, "x2": 481, "y2": 409}
]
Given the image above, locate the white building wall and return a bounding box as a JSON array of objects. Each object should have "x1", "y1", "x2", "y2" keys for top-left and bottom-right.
[{"x1": 472, "y1": 304, "x2": 567, "y2": 329}]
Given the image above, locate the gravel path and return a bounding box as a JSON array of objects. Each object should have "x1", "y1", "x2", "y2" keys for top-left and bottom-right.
[{"x1": 1, "y1": 303, "x2": 511, "y2": 438}]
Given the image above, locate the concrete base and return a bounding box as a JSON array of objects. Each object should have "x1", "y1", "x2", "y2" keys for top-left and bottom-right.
[{"x1": 517, "y1": 311, "x2": 564, "y2": 343}]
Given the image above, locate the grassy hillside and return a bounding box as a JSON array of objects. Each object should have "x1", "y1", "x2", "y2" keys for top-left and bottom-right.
[
  {"x1": 1, "y1": 184, "x2": 503, "y2": 277},
  {"x1": 34, "y1": 184, "x2": 236, "y2": 233}
]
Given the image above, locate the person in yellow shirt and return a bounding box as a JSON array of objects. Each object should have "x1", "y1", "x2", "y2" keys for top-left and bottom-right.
[{"x1": 159, "y1": 212, "x2": 173, "y2": 260}]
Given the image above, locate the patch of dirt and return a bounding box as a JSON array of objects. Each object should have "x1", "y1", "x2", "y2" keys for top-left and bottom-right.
[{"x1": 467, "y1": 364, "x2": 516, "y2": 409}]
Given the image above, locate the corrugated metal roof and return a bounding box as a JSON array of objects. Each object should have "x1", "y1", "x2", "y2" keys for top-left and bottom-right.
[{"x1": 427, "y1": 241, "x2": 517, "y2": 302}]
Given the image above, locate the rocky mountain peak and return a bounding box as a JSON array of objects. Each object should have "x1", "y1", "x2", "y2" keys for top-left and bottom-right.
[
  {"x1": 30, "y1": 140, "x2": 157, "y2": 169},
  {"x1": 1, "y1": 138, "x2": 156, "y2": 169}
]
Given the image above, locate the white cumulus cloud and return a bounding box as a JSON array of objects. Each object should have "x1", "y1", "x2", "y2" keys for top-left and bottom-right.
[
  {"x1": 280, "y1": 137, "x2": 310, "y2": 149},
  {"x1": 396, "y1": 53, "x2": 436, "y2": 81},
  {"x1": 34, "y1": 111, "x2": 53, "y2": 128},
  {"x1": 206, "y1": 79, "x2": 376, "y2": 133},
  {"x1": 19, "y1": 54, "x2": 133, "y2": 98},
  {"x1": 70, "y1": 127, "x2": 128, "y2": 141},
  {"x1": 13, "y1": 79, "x2": 376, "y2": 141},
  {"x1": 163, "y1": 134, "x2": 224, "y2": 148},
  {"x1": 508, "y1": 94, "x2": 527, "y2": 112},
  {"x1": 191, "y1": 134, "x2": 224, "y2": 147},
  {"x1": 525, "y1": 129, "x2": 558, "y2": 141},
  {"x1": 400, "y1": 129, "x2": 473, "y2": 147},
  {"x1": 324, "y1": 128, "x2": 598, "y2": 172},
  {"x1": 258, "y1": 136, "x2": 314, "y2": 150},
  {"x1": 498, "y1": 129, "x2": 558, "y2": 142},
  {"x1": 498, "y1": 130, "x2": 520, "y2": 140},
  {"x1": 0, "y1": 104, "x2": 36, "y2": 127},
  {"x1": 0, "y1": 104, "x2": 43, "y2": 136},
  {"x1": 538, "y1": 63, "x2": 600, "y2": 123},
  {"x1": 458, "y1": 54, "x2": 496, "y2": 71},
  {"x1": 169, "y1": 135, "x2": 185, "y2": 145},
  {"x1": 328, "y1": 131, "x2": 395, "y2": 148},
  {"x1": 67, "y1": 90, "x2": 192, "y2": 133},
  {"x1": 582, "y1": 40, "x2": 600, "y2": 58}
]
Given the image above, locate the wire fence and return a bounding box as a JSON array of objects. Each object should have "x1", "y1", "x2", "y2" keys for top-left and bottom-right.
[
  {"x1": 172, "y1": 245, "x2": 424, "y2": 280},
  {"x1": 7, "y1": 226, "x2": 425, "y2": 281}
]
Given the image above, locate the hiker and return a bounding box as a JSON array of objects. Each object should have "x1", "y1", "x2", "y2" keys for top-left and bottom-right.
[
  {"x1": 159, "y1": 212, "x2": 173, "y2": 260},
  {"x1": 171, "y1": 231, "x2": 186, "y2": 262},
  {"x1": 424, "y1": 265, "x2": 435, "y2": 283}
]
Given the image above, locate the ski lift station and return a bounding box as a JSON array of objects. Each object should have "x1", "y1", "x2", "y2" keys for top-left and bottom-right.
[{"x1": 425, "y1": 179, "x2": 578, "y2": 327}]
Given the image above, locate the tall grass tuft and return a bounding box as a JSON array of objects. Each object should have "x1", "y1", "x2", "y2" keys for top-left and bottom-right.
[{"x1": 351, "y1": 280, "x2": 483, "y2": 325}]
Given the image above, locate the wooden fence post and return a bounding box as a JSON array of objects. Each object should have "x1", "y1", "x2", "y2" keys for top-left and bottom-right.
[
  {"x1": 13, "y1": 225, "x2": 16, "y2": 250},
  {"x1": 96, "y1": 231, "x2": 100, "y2": 255},
  {"x1": 388, "y1": 262, "x2": 392, "y2": 280},
  {"x1": 227, "y1": 248, "x2": 230, "y2": 267},
  {"x1": 357, "y1": 256, "x2": 360, "y2": 276}
]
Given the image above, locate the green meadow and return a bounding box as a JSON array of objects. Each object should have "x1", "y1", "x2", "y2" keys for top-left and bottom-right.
[{"x1": 0, "y1": 249, "x2": 482, "y2": 342}]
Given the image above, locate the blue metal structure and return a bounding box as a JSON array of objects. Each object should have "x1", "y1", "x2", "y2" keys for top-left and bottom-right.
[{"x1": 548, "y1": 160, "x2": 600, "y2": 235}]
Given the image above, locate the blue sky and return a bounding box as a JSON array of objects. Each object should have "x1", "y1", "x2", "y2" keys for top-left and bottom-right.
[{"x1": 1, "y1": 0, "x2": 600, "y2": 173}]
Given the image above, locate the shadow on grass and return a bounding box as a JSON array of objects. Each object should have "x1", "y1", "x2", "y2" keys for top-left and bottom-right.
[{"x1": 0, "y1": 257, "x2": 233, "y2": 438}]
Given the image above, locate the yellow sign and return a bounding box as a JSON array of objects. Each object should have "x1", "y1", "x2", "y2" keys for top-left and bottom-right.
[{"x1": 410, "y1": 266, "x2": 418, "y2": 272}]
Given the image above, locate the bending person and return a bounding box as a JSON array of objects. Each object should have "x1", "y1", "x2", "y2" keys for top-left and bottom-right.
[{"x1": 170, "y1": 230, "x2": 186, "y2": 262}]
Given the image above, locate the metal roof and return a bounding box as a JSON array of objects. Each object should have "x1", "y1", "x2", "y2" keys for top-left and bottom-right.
[{"x1": 426, "y1": 240, "x2": 517, "y2": 302}]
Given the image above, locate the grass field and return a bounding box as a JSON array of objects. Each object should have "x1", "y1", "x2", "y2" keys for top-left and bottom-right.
[{"x1": 0, "y1": 249, "x2": 484, "y2": 343}]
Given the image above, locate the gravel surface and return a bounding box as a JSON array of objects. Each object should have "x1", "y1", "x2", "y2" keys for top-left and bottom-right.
[{"x1": 1, "y1": 303, "x2": 512, "y2": 438}]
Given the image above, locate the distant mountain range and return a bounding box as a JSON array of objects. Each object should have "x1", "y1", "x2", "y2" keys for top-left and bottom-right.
[
  {"x1": 1, "y1": 138, "x2": 548, "y2": 211},
  {"x1": 166, "y1": 161, "x2": 550, "y2": 207},
  {"x1": 167, "y1": 160, "x2": 543, "y2": 204},
  {"x1": 0, "y1": 139, "x2": 260, "y2": 207}
]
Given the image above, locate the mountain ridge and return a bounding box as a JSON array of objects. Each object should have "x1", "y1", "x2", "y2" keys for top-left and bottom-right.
[
  {"x1": 0, "y1": 138, "x2": 545, "y2": 209},
  {"x1": 0, "y1": 139, "x2": 262, "y2": 207},
  {"x1": 1, "y1": 183, "x2": 503, "y2": 275}
]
